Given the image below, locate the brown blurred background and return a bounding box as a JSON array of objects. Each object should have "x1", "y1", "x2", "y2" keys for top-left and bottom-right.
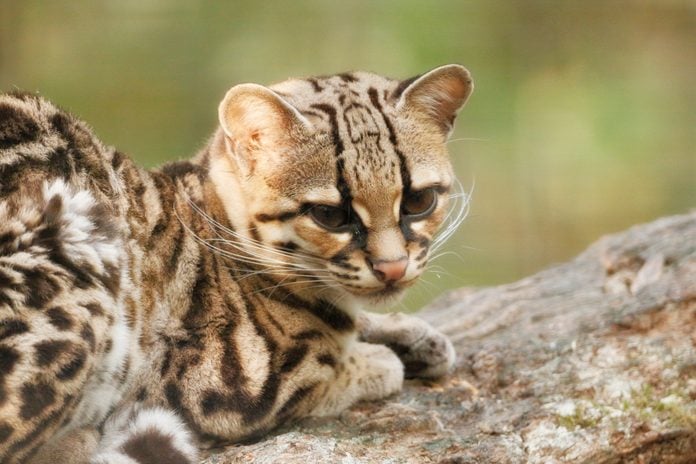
[{"x1": 1, "y1": 0, "x2": 694, "y2": 311}]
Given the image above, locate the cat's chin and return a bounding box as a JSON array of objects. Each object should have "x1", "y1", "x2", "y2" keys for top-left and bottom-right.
[{"x1": 341, "y1": 286, "x2": 407, "y2": 312}]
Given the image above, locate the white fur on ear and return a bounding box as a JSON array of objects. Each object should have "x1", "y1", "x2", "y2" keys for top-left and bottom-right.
[
  {"x1": 396, "y1": 64, "x2": 473, "y2": 136},
  {"x1": 218, "y1": 83, "x2": 313, "y2": 148}
]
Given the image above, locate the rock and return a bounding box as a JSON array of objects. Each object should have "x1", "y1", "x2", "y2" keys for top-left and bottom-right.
[{"x1": 203, "y1": 212, "x2": 696, "y2": 463}]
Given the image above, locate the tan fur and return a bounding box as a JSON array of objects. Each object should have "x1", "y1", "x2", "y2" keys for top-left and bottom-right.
[
  {"x1": 29, "y1": 428, "x2": 99, "y2": 464},
  {"x1": 0, "y1": 65, "x2": 472, "y2": 463}
]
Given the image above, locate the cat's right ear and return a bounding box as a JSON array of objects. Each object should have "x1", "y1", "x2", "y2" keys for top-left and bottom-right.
[
  {"x1": 394, "y1": 64, "x2": 473, "y2": 138},
  {"x1": 218, "y1": 84, "x2": 314, "y2": 166}
]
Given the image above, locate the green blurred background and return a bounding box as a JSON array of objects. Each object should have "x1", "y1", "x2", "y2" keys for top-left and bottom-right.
[{"x1": 1, "y1": 0, "x2": 694, "y2": 311}]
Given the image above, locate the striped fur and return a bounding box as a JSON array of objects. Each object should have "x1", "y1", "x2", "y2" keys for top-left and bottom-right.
[{"x1": 0, "y1": 65, "x2": 471, "y2": 463}]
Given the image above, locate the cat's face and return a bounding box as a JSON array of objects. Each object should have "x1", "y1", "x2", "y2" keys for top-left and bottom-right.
[{"x1": 213, "y1": 65, "x2": 472, "y2": 308}]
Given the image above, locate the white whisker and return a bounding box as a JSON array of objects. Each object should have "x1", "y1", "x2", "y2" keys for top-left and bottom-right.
[
  {"x1": 232, "y1": 267, "x2": 326, "y2": 281},
  {"x1": 186, "y1": 199, "x2": 324, "y2": 265},
  {"x1": 176, "y1": 199, "x2": 340, "y2": 294},
  {"x1": 431, "y1": 178, "x2": 473, "y2": 254},
  {"x1": 446, "y1": 137, "x2": 489, "y2": 144},
  {"x1": 429, "y1": 250, "x2": 465, "y2": 263},
  {"x1": 250, "y1": 278, "x2": 336, "y2": 298}
]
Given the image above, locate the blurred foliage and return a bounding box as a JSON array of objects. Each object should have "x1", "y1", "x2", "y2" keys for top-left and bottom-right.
[{"x1": 1, "y1": 0, "x2": 694, "y2": 311}]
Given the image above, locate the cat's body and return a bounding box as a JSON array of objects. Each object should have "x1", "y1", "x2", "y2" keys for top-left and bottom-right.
[{"x1": 0, "y1": 65, "x2": 472, "y2": 463}]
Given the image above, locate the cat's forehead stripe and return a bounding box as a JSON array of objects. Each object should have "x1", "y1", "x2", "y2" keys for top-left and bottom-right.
[
  {"x1": 366, "y1": 87, "x2": 412, "y2": 191},
  {"x1": 298, "y1": 81, "x2": 424, "y2": 246},
  {"x1": 307, "y1": 104, "x2": 351, "y2": 205}
]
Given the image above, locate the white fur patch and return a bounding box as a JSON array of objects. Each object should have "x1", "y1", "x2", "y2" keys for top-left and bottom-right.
[
  {"x1": 68, "y1": 313, "x2": 135, "y2": 428},
  {"x1": 351, "y1": 201, "x2": 372, "y2": 228},
  {"x1": 409, "y1": 170, "x2": 444, "y2": 191},
  {"x1": 42, "y1": 179, "x2": 120, "y2": 273}
]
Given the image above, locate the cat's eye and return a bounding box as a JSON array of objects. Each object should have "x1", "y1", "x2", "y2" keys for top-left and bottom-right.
[
  {"x1": 402, "y1": 188, "x2": 437, "y2": 219},
  {"x1": 309, "y1": 205, "x2": 351, "y2": 231}
]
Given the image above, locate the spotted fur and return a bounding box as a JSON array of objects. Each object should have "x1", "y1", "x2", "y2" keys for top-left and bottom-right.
[{"x1": 0, "y1": 65, "x2": 472, "y2": 463}]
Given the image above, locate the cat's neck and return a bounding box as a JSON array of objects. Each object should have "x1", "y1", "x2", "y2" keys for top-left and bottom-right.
[{"x1": 204, "y1": 129, "x2": 255, "y2": 243}]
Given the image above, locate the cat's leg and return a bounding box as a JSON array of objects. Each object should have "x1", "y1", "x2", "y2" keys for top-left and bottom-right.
[
  {"x1": 357, "y1": 311, "x2": 456, "y2": 379},
  {"x1": 310, "y1": 341, "x2": 404, "y2": 417}
]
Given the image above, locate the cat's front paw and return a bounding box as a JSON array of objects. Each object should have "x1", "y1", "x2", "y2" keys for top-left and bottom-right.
[
  {"x1": 356, "y1": 342, "x2": 405, "y2": 400},
  {"x1": 360, "y1": 312, "x2": 456, "y2": 379},
  {"x1": 389, "y1": 322, "x2": 455, "y2": 379},
  {"x1": 310, "y1": 342, "x2": 404, "y2": 417}
]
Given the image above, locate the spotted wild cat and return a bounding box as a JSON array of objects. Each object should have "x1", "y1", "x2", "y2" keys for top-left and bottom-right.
[{"x1": 0, "y1": 64, "x2": 473, "y2": 463}]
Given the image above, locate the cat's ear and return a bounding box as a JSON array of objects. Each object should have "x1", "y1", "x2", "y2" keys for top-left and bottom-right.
[
  {"x1": 395, "y1": 64, "x2": 473, "y2": 137},
  {"x1": 218, "y1": 84, "x2": 313, "y2": 159}
]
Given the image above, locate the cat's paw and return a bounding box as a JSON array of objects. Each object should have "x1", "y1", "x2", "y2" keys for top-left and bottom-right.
[
  {"x1": 391, "y1": 323, "x2": 455, "y2": 379},
  {"x1": 359, "y1": 342, "x2": 405, "y2": 398},
  {"x1": 310, "y1": 342, "x2": 404, "y2": 416},
  {"x1": 360, "y1": 312, "x2": 456, "y2": 379}
]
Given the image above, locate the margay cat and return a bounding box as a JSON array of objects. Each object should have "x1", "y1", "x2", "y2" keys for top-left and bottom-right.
[{"x1": 0, "y1": 64, "x2": 472, "y2": 463}]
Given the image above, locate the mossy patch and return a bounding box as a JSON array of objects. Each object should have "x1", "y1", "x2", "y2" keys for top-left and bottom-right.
[
  {"x1": 620, "y1": 384, "x2": 696, "y2": 429},
  {"x1": 556, "y1": 401, "x2": 600, "y2": 430}
]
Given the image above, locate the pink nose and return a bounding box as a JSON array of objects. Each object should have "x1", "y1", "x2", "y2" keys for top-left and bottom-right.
[{"x1": 368, "y1": 257, "x2": 408, "y2": 283}]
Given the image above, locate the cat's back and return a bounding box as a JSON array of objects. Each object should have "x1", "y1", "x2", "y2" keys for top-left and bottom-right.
[{"x1": 0, "y1": 91, "x2": 121, "y2": 202}]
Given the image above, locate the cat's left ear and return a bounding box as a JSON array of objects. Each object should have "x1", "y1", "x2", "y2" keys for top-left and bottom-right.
[
  {"x1": 394, "y1": 64, "x2": 473, "y2": 138},
  {"x1": 218, "y1": 84, "x2": 314, "y2": 162}
]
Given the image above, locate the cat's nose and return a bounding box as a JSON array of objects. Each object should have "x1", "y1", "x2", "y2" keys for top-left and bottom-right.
[{"x1": 368, "y1": 257, "x2": 408, "y2": 283}]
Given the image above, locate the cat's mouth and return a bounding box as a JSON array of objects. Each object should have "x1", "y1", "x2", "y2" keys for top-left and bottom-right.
[
  {"x1": 367, "y1": 284, "x2": 403, "y2": 297},
  {"x1": 342, "y1": 277, "x2": 419, "y2": 305},
  {"x1": 358, "y1": 284, "x2": 408, "y2": 307}
]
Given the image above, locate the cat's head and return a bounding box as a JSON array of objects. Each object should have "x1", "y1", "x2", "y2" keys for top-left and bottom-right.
[{"x1": 210, "y1": 65, "x2": 472, "y2": 309}]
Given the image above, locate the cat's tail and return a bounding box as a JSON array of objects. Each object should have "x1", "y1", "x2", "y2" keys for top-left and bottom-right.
[{"x1": 91, "y1": 406, "x2": 198, "y2": 464}]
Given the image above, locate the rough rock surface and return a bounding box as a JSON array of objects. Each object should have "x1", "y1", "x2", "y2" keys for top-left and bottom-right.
[{"x1": 203, "y1": 212, "x2": 696, "y2": 463}]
